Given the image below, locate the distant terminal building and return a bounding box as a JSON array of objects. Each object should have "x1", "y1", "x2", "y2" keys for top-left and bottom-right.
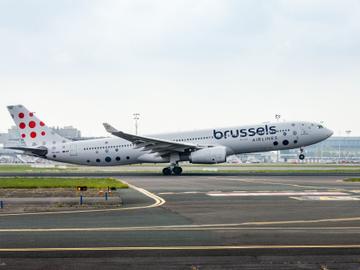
[
  {"x1": 53, "y1": 126, "x2": 82, "y2": 141},
  {"x1": 0, "y1": 133, "x2": 8, "y2": 146},
  {"x1": 234, "y1": 137, "x2": 360, "y2": 164},
  {"x1": 0, "y1": 126, "x2": 82, "y2": 147},
  {"x1": 0, "y1": 126, "x2": 25, "y2": 147},
  {"x1": 0, "y1": 126, "x2": 84, "y2": 164},
  {"x1": 280, "y1": 136, "x2": 360, "y2": 163}
]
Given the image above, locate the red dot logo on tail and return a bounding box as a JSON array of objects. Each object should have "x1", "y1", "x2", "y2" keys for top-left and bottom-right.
[
  {"x1": 19, "y1": 123, "x2": 26, "y2": 129},
  {"x1": 30, "y1": 132, "x2": 37, "y2": 138},
  {"x1": 18, "y1": 113, "x2": 25, "y2": 119},
  {"x1": 29, "y1": 112, "x2": 34, "y2": 117},
  {"x1": 41, "y1": 131, "x2": 46, "y2": 136},
  {"x1": 40, "y1": 121, "x2": 45, "y2": 127},
  {"x1": 29, "y1": 121, "x2": 36, "y2": 128},
  {"x1": 21, "y1": 134, "x2": 26, "y2": 138}
]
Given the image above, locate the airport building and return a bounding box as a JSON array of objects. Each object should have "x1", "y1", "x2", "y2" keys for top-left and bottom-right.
[
  {"x1": 280, "y1": 136, "x2": 360, "y2": 163},
  {"x1": 0, "y1": 126, "x2": 26, "y2": 147},
  {"x1": 53, "y1": 126, "x2": 82, "y2": 141},
  {"x1": 0, "y1": 126, "x2": 82, "y2": 163},
  {"x1": 0, "y1": 126, "x2": 82, "y2": 147},
  {"x1": 235, "y1": 137, "x2": 360, "y2": 163},
  {"x1": 0, "y1": 133, "x2": 9, "y2": 146}
]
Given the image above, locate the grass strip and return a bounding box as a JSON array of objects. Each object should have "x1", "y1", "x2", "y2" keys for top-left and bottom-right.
[
  {"x1": 344, "y1": 178, "x2": 360, "y2": 182},
  {"x1": 0, "y1": 177, "x2": 128, "y2": 189}
]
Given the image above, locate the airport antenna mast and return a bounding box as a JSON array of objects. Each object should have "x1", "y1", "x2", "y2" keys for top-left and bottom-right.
[
  {"x1": 133, "y1": 113, "x2": 140, "y2": 135},
  {"x1": 275, "y1": 114, "x2": 281, "y2": 163},
  {"x1": 275, "y1": 114, "x2": 281, "y2": 122}
]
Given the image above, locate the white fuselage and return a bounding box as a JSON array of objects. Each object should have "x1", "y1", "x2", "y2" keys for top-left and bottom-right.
[{"x1": 47, "y1": 121, "x2": 333, "y2": 166}]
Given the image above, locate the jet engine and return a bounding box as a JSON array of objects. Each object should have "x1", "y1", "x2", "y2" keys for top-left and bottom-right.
[{"x1": 189, "y1": 146, "x2": 227, "y2": 164}]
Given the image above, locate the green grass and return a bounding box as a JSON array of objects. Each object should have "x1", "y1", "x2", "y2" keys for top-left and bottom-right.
[
  {"x1": 0, "y1": 177, "x2": 129, "y2": 189},
  {"x1": 0, "y1": 165, "x2": 39, "y2": 172},
  {"x1": 1, "y1": 164, "x2": 360, "y2": 175},
  {"x1": 125, "y1": 163, "x2": 360, "y2": 168},
  {"x1": 344, "y1": 178, "x2": 360, "y2": 182},
  {"x1": 2, "y1": 164, "x2": 360, "y2": 174},
  {"x1": 0, "y1": 165, "x2": 79, "y2": 172}
]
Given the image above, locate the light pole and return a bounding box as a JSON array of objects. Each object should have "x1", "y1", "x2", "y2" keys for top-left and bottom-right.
[
  {"x1": 133, "y1": 113, "x2": 140, "y2": 135},
  {"x1": 345, "y1": 130, "x2": 352, "y2": 162},
  {"x1": 320, "y1": 121, "x2": 324, "y2": 163},
  {"x1": 275, "y1": 114, "x2": 281, "y2": 163},
  {"x1": 338, "y1": 131, "x2": 341, "y2": 164}
]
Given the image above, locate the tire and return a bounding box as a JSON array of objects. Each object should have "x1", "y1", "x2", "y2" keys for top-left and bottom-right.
[
  {"x1": 162, "y1": 167, "x2": 172, "y2": 176},
  {"x1": 172, "y1": 166, "x2": 183, "y2": 176},
  {"x1": 299, "y1": 154, "x2": 305, "y2": 160}
]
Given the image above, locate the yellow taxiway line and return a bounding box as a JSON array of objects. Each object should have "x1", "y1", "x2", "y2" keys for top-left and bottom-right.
[
  {"x1": 2, "y1": 226, "x2": 360, "y2": 233},
  {"x1": 0, "y1": 245, "x2": 360, "y2": 252},
  {"x1": 2, "y1": 215, "x2": 360, "y2": 233},
  {"x1": 0, "y1": 181, "x2": 166, "y2": 217}
]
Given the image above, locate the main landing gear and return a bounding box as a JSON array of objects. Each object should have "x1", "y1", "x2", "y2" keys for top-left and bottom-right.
[
  {"x1": 299, "y1": 148, "x2": 305, "y2": 160},
  {"x1": 163, "y1": 153, "x2": 183, "y2": 175},
  {"x1": 162, "y1": 165, "x2": 183, "y2": 176}
]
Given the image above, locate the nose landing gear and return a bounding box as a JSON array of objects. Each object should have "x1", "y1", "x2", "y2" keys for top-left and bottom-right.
[{"x1": 299, "y1": 148, "x2": 305, "y2": 160}]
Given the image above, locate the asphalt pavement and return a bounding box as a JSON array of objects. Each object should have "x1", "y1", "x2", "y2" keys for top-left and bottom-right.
[{"x1": 1, "y1": 174, "x2": 360, "y2": 269}]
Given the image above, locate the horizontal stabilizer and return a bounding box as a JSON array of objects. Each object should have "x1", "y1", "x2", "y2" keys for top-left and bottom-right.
[{"x1": 5, "y1": 147, "x2": 48, "y2": 157}]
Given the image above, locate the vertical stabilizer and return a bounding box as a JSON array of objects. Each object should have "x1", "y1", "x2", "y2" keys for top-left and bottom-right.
[{"x1": 7, "y1": 105, "x2": 70, "y2": 148}]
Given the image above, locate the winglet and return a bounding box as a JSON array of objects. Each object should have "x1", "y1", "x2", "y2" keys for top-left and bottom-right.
[{"x1": 103, "y1": 123, "x2": 119, "y2": 134}]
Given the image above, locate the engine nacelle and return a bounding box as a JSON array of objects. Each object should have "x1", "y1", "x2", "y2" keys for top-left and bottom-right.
[{"x1": 189, "y1": 147, "x2": 227, "y2": 164}]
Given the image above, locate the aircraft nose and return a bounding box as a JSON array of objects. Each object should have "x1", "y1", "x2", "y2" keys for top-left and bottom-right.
[{"x1": 325, "y1": 128, "x2": 333, "y2": 138}]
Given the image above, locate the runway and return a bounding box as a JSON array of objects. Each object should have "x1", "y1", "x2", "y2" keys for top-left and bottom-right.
[{"x1": 1, "y1": 174, "x2": 360, "y2": 269}]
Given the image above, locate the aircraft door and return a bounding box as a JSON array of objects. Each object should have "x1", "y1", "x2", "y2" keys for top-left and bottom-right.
[
  {"x1": 299, "y1": 123, "x2": 308, "y2": 136},
  {"x1": 70, "y1": 144, "x2": 78, "y2": 156}
]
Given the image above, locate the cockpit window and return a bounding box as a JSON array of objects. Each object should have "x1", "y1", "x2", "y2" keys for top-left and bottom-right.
[{"x1": 317, "y1": 125, "x2": 324, "y2": 129}]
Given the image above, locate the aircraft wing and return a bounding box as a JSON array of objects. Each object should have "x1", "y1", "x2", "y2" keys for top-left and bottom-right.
[{"x1": 103, "y1": 123, "x2": 202, "y2": 156}]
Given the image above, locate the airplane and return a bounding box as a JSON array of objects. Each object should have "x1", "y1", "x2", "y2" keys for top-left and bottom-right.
[{"x1": 6, "y1": 105, "x2": 333, "y2": 175}]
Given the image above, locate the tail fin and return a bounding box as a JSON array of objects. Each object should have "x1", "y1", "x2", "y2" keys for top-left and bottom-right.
[{"x1": 7, "y1": 105, "x2": 70, "y2": 147}]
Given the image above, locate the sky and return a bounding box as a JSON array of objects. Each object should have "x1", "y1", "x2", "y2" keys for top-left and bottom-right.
[{"x1": 0, "y1": 0, "x2": 359, "y2": 137}]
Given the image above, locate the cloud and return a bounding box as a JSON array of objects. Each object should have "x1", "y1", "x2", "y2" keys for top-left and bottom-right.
[{"x1": 0, "y1": 0, "x2": 359, "y2": 135}]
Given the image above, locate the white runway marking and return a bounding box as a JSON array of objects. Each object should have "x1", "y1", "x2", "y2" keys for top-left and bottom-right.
[
  {"x1": 216, "y1": 177, "x2": 347, "y2": 192},
  {"x1": 207, "y1": 191, "x2": 347, "y2": 197},
  {"x1": 291, "y1": 196, "x2": 360, "y2": 201},
  {"x1": 158, "y1": 191, "x2": 204, "y2": 195},
  {"x1": 158, "y1": 191, "x2": 203, "y2": 195}
]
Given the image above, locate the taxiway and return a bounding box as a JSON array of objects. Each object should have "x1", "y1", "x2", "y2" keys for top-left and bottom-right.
[{"x1": 1, "y1": 174, "x2": 360, "y2": 269}]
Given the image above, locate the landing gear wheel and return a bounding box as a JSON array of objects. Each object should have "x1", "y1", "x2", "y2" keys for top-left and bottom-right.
[
  {"x1": 172, "y1": 166, "x2": 183, "y2": 176},
  {"x1": 162, "y1": 167, "x2": 172, "y2": 176},
  {"x1": 299, "y1": 154, "x2": 305, "y2": 160}
]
